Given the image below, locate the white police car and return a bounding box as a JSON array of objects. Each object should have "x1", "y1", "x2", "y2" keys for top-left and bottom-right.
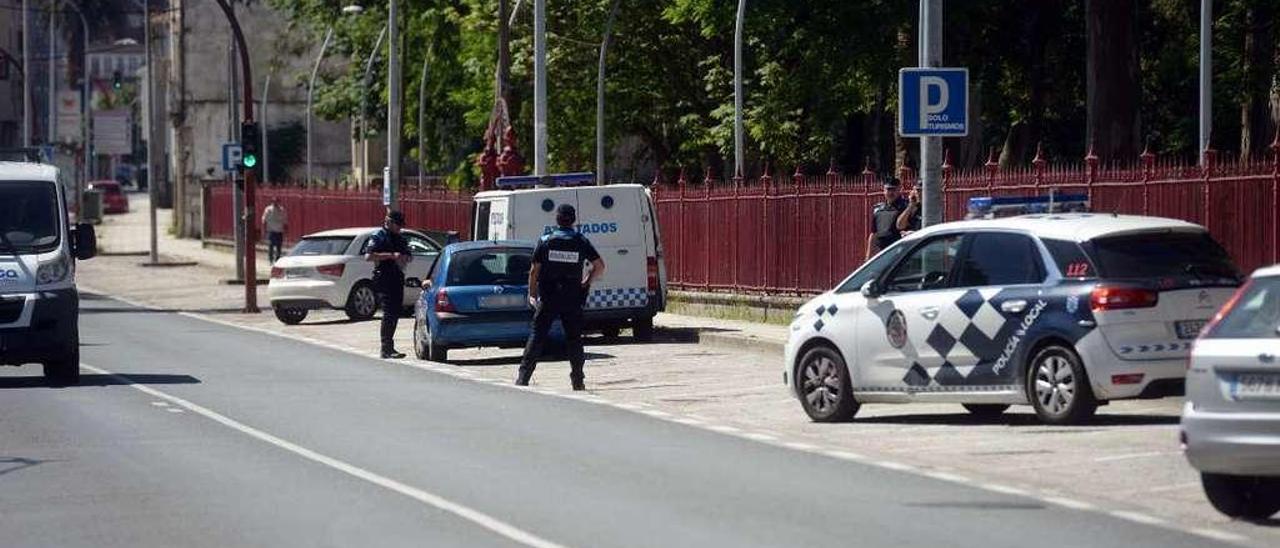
[{"x1": 784, "y1": 209, "x2": 1242, "y2": 424}]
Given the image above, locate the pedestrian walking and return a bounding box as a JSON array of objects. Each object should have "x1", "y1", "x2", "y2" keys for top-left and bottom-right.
[
  {"x1": 864, "y1": 176, "x2": 921, "y2": 261},
  {"x1": 364, "y1": 210, "x2": 413, "y2": 359},
  {"x1": 262, "y1": 198, "x2": 288, "y2": 262},
  {"x1": 516, "y1": 204, "x2": 606, "y2": 391}
]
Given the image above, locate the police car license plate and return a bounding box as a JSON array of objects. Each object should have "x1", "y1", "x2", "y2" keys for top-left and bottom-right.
[
  {"x1": 1175, "y1": 320, "x2": 1208, "y2": 339},
  {"x1": 479, "y1": 294, "x2": 525, "y2": 309},
  {"x1": 1233, "y1": 373, "x2": 1280, "y2": 400}
]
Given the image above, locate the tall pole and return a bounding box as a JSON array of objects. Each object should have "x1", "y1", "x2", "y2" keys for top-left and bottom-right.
[
  {"x1": 145, "y1": 0, "x2": 159, "y2": 264},
  {"x1": 229, "y1": 35, "x2": 243, "y2": 281},
  {"x1": 22, "y1": 0, "x2": 32, "y2": 147},
  {"x1": 418, "y1": 54, "x2": 428, "y2": 188},
  {"x1": 360, "y1": 25, "x2": 387, "y2": 188},
  {"x1": 1199, "y1": 0, "x2": 1212, "y2": 161},
  {"x1": 386, "y1": 0, "x2": 401, "y2": 208},
  {"x1": 596, "y1": 0, "x2": 620, "y2": 185},
  {"x1": 65, "y1": 1, "x2": 90, "y2": 213},
  {"x1": 262, "y1": 72, "x2": 270, "y2": 183},
  {"x1": 533, "y1": 0, "x2": 547, "y2": 176},
  {"x1": 48, "y1": 2, "x2": 56, "y2": 147},
  {"x1": 306, "y1": 27, "x2": 333, "y2": 186},
  {"x1": 732, "y1": 0, "x2": 745, "y2": 178},
  {"x1": 213, "y1": 0, "x2": 259, "y2": 313},
  {"x1": 918, "y1": 0, "x2": 943, "y2": 227}
]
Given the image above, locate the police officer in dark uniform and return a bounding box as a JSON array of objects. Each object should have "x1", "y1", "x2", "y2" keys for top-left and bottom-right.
[
  {"x1": 864, "y1": 176, "x2": 921, "y2": 261},
  {"x1": 364, "y1": 211, "x2": 413, "y2": 359},
  {"x1": 516, "y1": 204, "x2": 606, "y2": 391}
]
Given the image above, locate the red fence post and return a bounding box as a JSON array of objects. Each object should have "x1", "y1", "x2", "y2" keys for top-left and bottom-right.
[
  {"x1": 941, "y1": 149, "x2": 953, "y2": 219},
  {"x1": 984, "y1": 147, "x2": 999, "y2": 194},
  {"x1": 678, "y1": 168, "x2": 687, "y2": 291},
  {"x1": 1140, "y1": 143, "x2": 1155, "y2": 215},
  {"x1": 761, "y1": 164, "x2": 772, "y2": 291},
  {"x1": 826, "y1": 160, "x2": 837, "y2": 288},
  {"x1": 703, "y1": 167, "x2": 713, "y2": 291},
  {"x1": 792, "y1": 166, "x2": 804, "y2": 294},
  {"x1": 1085, "y1": 144, "x2": 1099, "y2": 205},
  {"x1": 1272, "y1": 132, "x2": 1280, "y2": 264},
  {"x1": 732, "y1": 167, "x2": 742, "y2": 293},
  {"x1": 1032, "y1": 143, "x2": 1046, "y2": 193},
  {"x1": 1203, "y1": 147, "x2": 1217, "y2": 229}
]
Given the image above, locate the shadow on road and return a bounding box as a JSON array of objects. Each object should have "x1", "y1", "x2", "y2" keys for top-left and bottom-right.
[
  {"x1": 80, "y1": 306, "x2": 247, "y2": 315},
  {"x1": 445, "y1": 351, "x2": 615, "y2": 368},
  {"x1": 0, "y1": 374, "x2": 202, "y2": 389},
  {"x1": 852, "y1": 412, "x2": 1179, "y2": 428},
  {"x1": 0, "y1": 457, "x2": 46, "y2": 478}
]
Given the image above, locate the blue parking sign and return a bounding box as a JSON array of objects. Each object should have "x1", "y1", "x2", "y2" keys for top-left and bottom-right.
[{"x1": 898, "y1": 68, "x2": 969, "y2": 137}]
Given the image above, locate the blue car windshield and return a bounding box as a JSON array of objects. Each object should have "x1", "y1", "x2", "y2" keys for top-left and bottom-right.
[{"x1": 447, "y1": 248, "x2": 533, "y2": 287}]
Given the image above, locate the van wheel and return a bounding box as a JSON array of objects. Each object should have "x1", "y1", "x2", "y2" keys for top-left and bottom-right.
[
  {"x1": 797, "y1": 345, "x2": 859, "y2": 422},
  {"x1": 1026, "y1": 344, "x2": 1097, "y2": 425},
  {"x1": 274, "y1": 307, "x2": 308, "y2": 325},
  {"x1": 633, "y1": 316, "x2": 655, "y2": 342},
  {"x1": 962, "y1": 404, "x2": 1010, "y2": 419},
  {"x1": 44, "y1": 325, "x2": 81, "y2": 387},
  {"x1": 345, "y1": 282, "x2": 378, "y2": 321},
  {"x1": 1201, "y1": 473, "x2": 1280, "y2": 520}
]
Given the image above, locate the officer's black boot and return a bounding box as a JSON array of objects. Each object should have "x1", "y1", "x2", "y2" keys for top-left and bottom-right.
[{"x1": 514, "y1": 367, "x2": 533, "y2": 386}]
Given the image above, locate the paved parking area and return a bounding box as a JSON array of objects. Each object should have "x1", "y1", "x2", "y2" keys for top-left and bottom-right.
[{"x1": 74, "y1": 196, "x2": 1279, "y2": 546}]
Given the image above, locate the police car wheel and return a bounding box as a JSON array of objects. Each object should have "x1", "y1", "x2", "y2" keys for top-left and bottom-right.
[
  {"x1": 1026, "y1": 345, "x2": 1097, "y2": 425},
  {"x1": 1200, "y1": 473, "x2": 1280, "y2": 520},
  {"x1": 345, "y1": 282, "x2": 378, "y2": 321},
  {"x1": 274, "y1": 307, "x2": 308, "y2": 325},
  {"x1": 797, "y1": 346, "x2": 858, "y2": 422},
  {"x1": 961, "y1": 404, "x2": 1010, "y2": 419}
]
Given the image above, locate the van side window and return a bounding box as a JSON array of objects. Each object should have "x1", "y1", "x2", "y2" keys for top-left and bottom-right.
[
  {"x1": 956, "y1": 233, "x2": 1045, "y2": 287},
  {"x1": 474, "y1": 202, "x2": 491, "y2": 241},
  {"x1": 1042, "y1": 239, "x2": 1096, "y2": 279}
]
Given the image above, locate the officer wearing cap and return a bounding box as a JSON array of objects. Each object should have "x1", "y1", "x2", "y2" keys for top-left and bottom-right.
[
  {"x1": 364, "y1": 210, "x2": 413, "y2": 359},
  {"x1": 864, "y1": 176, "x2": 921, "y2": 261},
  {"x1": 516, "y1": 204, "x2": 605, "y2": 390}
]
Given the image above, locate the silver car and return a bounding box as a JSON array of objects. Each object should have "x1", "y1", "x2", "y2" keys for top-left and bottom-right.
[{"x1": 1182, "y1": 264, "x2": 1280, "y2": 520}]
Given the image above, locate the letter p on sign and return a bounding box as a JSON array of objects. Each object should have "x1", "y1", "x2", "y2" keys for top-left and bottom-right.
[{"x1": 898, "y1": 68, "x2": 969, "y2": 137}]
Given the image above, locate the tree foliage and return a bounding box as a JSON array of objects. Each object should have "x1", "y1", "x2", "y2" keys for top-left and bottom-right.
[{"x1": 269, "y1": 0, "x2": 1280, "y2": 185}]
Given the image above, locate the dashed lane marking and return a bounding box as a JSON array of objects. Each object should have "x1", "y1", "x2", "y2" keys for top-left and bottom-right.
[
  {"x1": 1109, "y1": 510, "x2": 1166, "y2": 527},
  {"x1": 79, "y1": 362, "x2": 569, "y2": 548}
]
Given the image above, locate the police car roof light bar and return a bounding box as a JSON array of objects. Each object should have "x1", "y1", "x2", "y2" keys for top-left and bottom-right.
[
  {"x1": 967, "y1": 194, "x2": 1091, "y2": 219},
  {"x1": 496, "y1": 172, "x2": 596, "y2": 189}
]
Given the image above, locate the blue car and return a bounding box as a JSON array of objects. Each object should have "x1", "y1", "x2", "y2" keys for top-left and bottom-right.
[{"x1": 413, "y1": 241, "x2": 561, "y2": 362}]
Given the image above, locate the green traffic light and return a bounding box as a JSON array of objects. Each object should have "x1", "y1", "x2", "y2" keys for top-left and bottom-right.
[{"x1": 242, "y1": 154, "x2": 258, "y2": 168}]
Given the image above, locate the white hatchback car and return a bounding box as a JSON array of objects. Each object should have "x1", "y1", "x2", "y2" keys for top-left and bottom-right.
[
  {"x1": 785, "y1": 214, "x2": 1242, "y2": 425},
  {"x1": 1182, "y1": 265, "x2": 1280, "y2": 520},
  {"x1": 267, "y1": 228, "x2": 441, "y2": 324}
]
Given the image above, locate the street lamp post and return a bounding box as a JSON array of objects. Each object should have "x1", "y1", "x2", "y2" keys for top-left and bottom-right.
[
  {"x1": 418, "y1": 54, "x2": 428, "y2": 188},
  {"x1": 533, "y1": 0, "x2": 546, "y2": 176},
  {"x1": 305, "y1": 26, "x2": 334, "y2": 185},
  {"x1": 63, "y1": 1, "x2": 92, "y2": 215},
  {"x1": 386, "y1": 0, "x2": 402, "y2": 208},
  {"x1": 1199, "y1": 0, "x2": 1212, "y2": 161},
  {"x1": 595, "y1": 0, "x2": 620, "y2": 186},
  {"x1": 359, "y1": 24, "x2": 388, "y2": 188},
  {"x1": 733, "y1": 0, "x2": 745, "y2": 178},
  {"x1": 22, "y1": 0, "x2": 31, "y2": 147},
  {"x1": 144, "y1": 0, "x2": 159, "y2": 264},
  {"x1": 918, "y1": 0, "x2": 943, "y2": 228},
  {"x1": 212, "y1": 0, "x2": 260, "y2": 313}
]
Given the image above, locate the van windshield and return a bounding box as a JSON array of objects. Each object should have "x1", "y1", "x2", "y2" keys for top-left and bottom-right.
[{"x1": 0, "y1": 180, "x2": 60, "y2": 254}]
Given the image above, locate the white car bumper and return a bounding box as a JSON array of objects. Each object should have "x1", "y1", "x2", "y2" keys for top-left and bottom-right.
[
  {"x1": 267, "y1": 279, "x2": 346, "y2": 309},
  {"x1": 1182, "y1": 402, "x2": 1280, "y2": 476}
]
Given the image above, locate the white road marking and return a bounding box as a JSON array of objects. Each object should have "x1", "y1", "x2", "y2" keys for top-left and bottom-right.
[
  {"x1": 873, "y1": 461, "x2": 916, "y2": 473},
  {"x1": 672, "y1": 418, "x2": 704, "y2": 426},
  {"x1": 742, "y1": 433, "x2": 777, "y2": 442},
  {"x1": 706, "y1": 424, "x2": 742, "y2": 434},
  {"x1": 1109, "y1": 510, "x2": 1166, "y2": 526},
  {"x1": 150, "y1": 401, "x2": 170, "y2": 407},
  {"x1": 640, "y1": 410, "x2": 672, "y2": 418},
  {"x1": 79, "y1": 363, "x2": 569, "y2": 548},
  {"x1": 1093, "y1": 451, "x2": 1177, "y2": 462},
  {"x1": 923, "y1": 471, "x2": 970, "y2": 484},
  {"x1": 1188, "y1": 528, "x2": 1249, "y2": 544},
  {"x1": 165, "y1": 408, "x2": 185, "y2": 414},
  {"x1": 978, "y1": 484, "x2": 1030, "y2": 497},
  {"x1": 823, "y1": 450, "x2": 865, "y2": 461},
  {"x1": 783, "y1": 442, "x2": 818, "y2": 451},
  {"x1": 1041, "y1": 496, "x2": 1095, "y2": 511}
]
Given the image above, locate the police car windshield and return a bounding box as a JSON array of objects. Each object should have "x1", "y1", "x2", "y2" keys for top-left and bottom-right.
[
  {"x1": 289, "y1": 237, "x2": 354, "y2": 256},
  {"x1": 1086, "y1": 232, "x2": 1239, "y2": 284},
  {"x1": 447, "y1": 248, "x2": 533, "y2": 287},
  {"x1": 0, "y1": 180, "x2": 60, "y2": 254}
]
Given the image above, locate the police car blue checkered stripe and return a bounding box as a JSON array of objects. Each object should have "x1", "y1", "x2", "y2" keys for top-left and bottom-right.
[{"x1": 586, "y1": 288, "x2": 649, "y2": 310}]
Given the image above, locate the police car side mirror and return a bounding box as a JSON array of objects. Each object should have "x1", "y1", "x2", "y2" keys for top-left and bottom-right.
[
  {"x1": 72, "y1": 223, "x2": 96, "y2": 260},
  {"x1": 860, "y1": 280, "x2": 882, "y2": 299}
]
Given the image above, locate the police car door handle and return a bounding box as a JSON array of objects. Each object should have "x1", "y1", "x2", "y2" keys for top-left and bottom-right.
[
  {"x1": 1001, "y1": 300, "x2": 1028, "y2": 314},
  {"x1": 919, "y1": 306, "x2": 939, "y2": 320}
]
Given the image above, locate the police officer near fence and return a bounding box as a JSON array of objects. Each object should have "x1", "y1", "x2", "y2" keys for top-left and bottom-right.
[
  {"x1": 516, "y1": 204, "x2": 606, "y2": 390},
  {"x1": 364, "y1": 211, "x2": 413, "y2": 359},
  {"x1": 864, "y1": 176, "x2": 922, "y2": 261}
]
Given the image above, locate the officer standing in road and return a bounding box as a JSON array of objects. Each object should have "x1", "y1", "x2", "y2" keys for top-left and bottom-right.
[
  {"x1": 364, "y1": 211, "x2": 412, "y2": 359},
  {"x1": 864, "y1": 176, "x2": 921, "y2": 261},
  {"x1": 516, "y1": 204, "x2": 605, "y2": 391}
]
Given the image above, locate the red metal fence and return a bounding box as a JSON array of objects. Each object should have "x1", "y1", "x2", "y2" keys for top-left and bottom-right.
[
  {"x1": 652, "y1": 148, "x2": 1280, "y2": 295},
  {"x1": 203, "y1": 147, "x2": 1280, "y2": 296},
  {"x1": 203, "y1": 185, "x2": 475, "y2": 244}
]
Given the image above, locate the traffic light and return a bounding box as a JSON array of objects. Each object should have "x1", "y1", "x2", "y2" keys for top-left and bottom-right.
[
  {"x1": 240, "y1": 121, "x2": 260, "y2": 172},
  {"x1": 112, "y1": 70, "x2": 122, "y2": 90}
]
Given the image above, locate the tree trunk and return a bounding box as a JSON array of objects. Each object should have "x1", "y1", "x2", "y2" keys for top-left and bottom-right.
[
  {"x1": 1241, "y1": 3, "x2": 1276, "y2": 162},
  {"x1": 1086, "y1": 0, "x2": 1141, "y2": 162}
]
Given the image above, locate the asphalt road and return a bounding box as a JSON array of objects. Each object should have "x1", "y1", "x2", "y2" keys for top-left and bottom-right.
[{"x1": 0, "y1": 295, "x2": 1238, "y2": 548}]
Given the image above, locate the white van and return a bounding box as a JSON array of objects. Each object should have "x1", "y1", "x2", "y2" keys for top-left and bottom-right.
[
  {"x1": 472, "y1": 175, "x2": 667, "y2": 340},
  {"x1": 0, "y1": 161, "x2": 96, "y2": 385}
]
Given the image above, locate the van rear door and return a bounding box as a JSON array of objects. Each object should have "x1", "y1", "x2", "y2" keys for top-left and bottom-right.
[{"x1": 575, "y1": 186, "x2": 649, "y2": 312}]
